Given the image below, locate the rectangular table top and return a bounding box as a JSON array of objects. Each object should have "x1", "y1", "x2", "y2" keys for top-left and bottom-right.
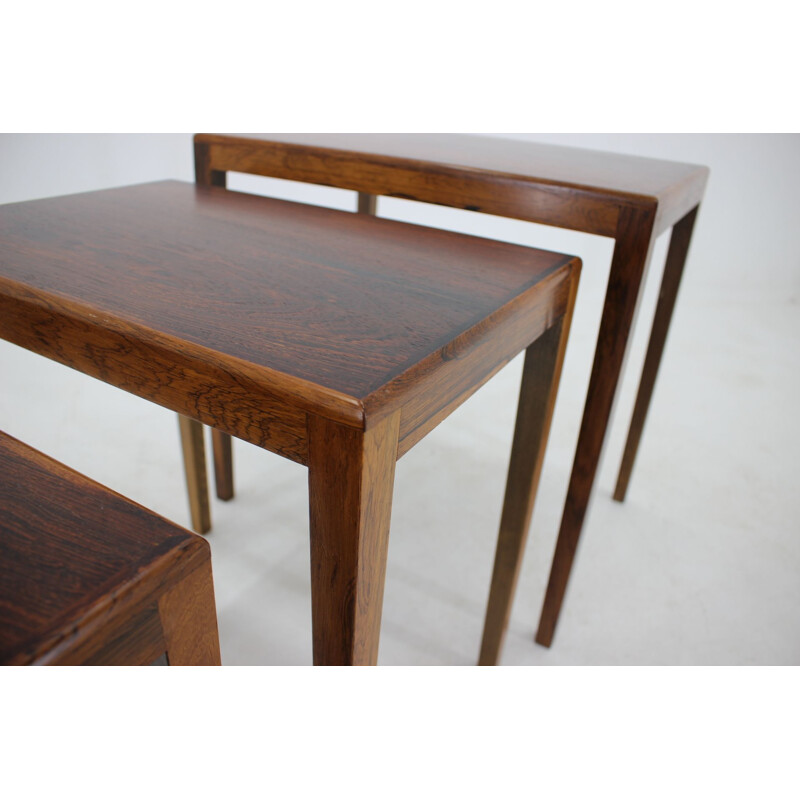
[{"x1": 0, "y1": 181, "x2": 577, "y2": 435}]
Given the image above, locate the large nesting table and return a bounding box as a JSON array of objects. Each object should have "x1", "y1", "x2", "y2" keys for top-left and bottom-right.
[
  {"x1": 0, "y1": 180, "x2": 580, "y2": 664},
  {"x1": 192, "y1": 133, "x2": 709, "y2": 645}
]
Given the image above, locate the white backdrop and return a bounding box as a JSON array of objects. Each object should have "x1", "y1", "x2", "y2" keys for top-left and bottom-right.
[{"x1": 0, "y1": 133, "x2": 798, "y2": 669}]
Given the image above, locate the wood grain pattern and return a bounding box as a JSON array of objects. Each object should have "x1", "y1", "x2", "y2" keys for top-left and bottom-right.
[
  {"x1": 0, "y1": 181, "x2": 574, "y2": 427},
  {"x1": 307, "y1": 411, "x2": 401, "y2": 665},
  {"x1": 0, "y1": 182, "x2": 568, "y2": 397},
  {"x1": 0, "y1": 431, "x2": 220, "y2": 666},
  {"x1": 0, "y1": 276, "x2": 313, "y2": 463},
  {"x1": 202, "y1": 184, "x2": 380, "y2": 501}
]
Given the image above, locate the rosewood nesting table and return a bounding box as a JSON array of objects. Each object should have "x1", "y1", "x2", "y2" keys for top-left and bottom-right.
[
  {"x1": 0, "y1": 180, "x2": 580, "y2": 665},
  {"x1": 191, "y1": 133, "x2": 709, "y2": 648},
  {"x1": 0, "y1": 430, "x2": 220, "y2": 666}
]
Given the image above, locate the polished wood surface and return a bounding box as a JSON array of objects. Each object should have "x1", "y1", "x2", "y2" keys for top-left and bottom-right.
[
  {"x1": 0, "y1": 180, "x2": 580, "y2": 664},
  {"x1": 194, "y1": 133, "x2": 708, "y2": 647},
  {"x1": 0, "y1": 181, "x2": 573, "y2": 438},
  {"x1": 308, "y1": 411, "x2": 400, "y2": 665},
  {"x1": 0, "y1": 430, "x2": 220, "y2": 666}
]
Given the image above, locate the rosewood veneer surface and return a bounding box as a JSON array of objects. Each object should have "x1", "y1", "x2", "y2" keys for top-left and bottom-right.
[{"x1": 0, "y1": 180, "x2": 575, "y2": 455}]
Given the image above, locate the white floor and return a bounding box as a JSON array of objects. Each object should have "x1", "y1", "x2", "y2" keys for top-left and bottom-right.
[{"x1": 2, "y1": 265, "x2": 797, "y2": 665}]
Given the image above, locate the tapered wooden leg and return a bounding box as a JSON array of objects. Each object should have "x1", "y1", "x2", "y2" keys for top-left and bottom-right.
[
  {"x1": 357, "y1": 192, "x2": 378, "y2": 216},
  {"x1": 478, "y1": 317, "x2": 574, "y2": 665},
  {"x1": 178, "y1": 414, "x2": 211, "y2": 534},
  {"x1": 307, "y1": 411, "x2": 400, "y2": 666},
  {"x1": 159, "y1": 555, "x2": 221, "y2": 665},
  {"x1": 614, "y1": 206, "x2": 699, "y2": 502},
  {"x1": 536, "y1": 206, "x2": 657, "y2": 648},
  {"x1": 211, "y1": 429, "x2": 234, "y2": 501}
]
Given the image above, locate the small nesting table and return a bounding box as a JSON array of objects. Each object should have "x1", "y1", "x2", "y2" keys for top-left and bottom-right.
[
  {"x1": 0, "y1": 430, "x2": 219, "y2": 666},
  {"x1": 0, "y1": 180, "x2": 580, "y2": 665}
]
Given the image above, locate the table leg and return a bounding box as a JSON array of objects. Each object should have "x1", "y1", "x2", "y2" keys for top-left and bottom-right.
[
  {"x1": 211, "y1": 428, "x2": 234, "y2": 501},
  {"x1": 536, "y1": 205, "x2": 656, "y2": 648},
  {"x1": 478, "y1": 308, "x2": 575, "y2": 665},
  {"x1": 159, "y1": 553, "x2": 222, "y2": 666},
  {"x1": 613, "y1": 205, "x2": 700, "y2": 502},
  {"x1": 208, "y1": 431, "x2": 234, "y2": 501},
  {"x1": 357, "y1": 192, "x2": 378, "y2": 216},
  {"x1": 178, "y1": 414, "x2": 211, "y2": 534},
  {"x1": 307, "y1": 411, "x2": 400, "y2": 666}
]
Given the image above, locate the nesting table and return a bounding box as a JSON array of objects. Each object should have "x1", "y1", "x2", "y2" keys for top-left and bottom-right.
[
  {"x1": 0, "y1": 430, "x2": 219, "y2": 666},
  {"x1": 0, "y1": 180, "x2": 580, "y2": 665},
  {"x1": 192, "y1": 134, "x2": 709, "y2": 646}
]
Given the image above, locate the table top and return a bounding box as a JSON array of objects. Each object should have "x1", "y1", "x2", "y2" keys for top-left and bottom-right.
[
  {"x1": 197, "y1": 133, "x2": 709, "y2": 235},
  {"x1": 0, "y1": 181, "x2": 577, "y2": 455},
  {"x1": 0, "y1": 180, "x2": 573, "y2": 399}
]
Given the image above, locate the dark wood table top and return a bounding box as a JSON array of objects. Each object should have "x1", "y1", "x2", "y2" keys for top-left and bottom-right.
[
  {"x1": 0, "y1": 430, "x2": 203, "y2": 664},
  {"x1": 0, "y1": 180, "x2": 573, "y2": 401},
  {"x1": 197, "y1": 133, "x2": 709, "y2": 236}
]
